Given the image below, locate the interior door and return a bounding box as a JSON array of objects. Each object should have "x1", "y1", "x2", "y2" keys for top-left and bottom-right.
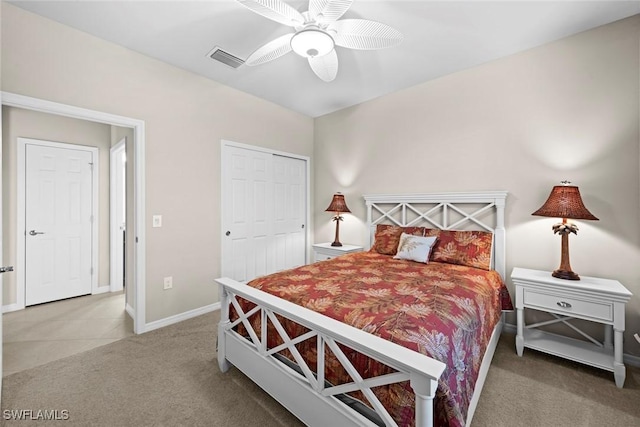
[
  {"x1": 110, "y1": 139, "x2": 126, "y2": 292},
  {"x1": 25, "y1": 144, "x2": 93, "y2": 305},
  {"x1": 273, "y1": 155, "x2": 306, "y2": 272}
]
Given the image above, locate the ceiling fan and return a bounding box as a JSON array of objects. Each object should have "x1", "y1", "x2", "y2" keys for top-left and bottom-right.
[{"x1": 235, "y1": 0, "x2": 403, "y2": 82}]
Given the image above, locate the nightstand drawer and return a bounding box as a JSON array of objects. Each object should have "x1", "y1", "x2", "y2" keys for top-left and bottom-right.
[
  {"x1": 312, "y1": 243, "x2": 363, "y2": 263},
  {"x1": 315, "y1": 253, "x2": 334, "y2": 262},
  {"x1": 523, "y1": 289, "x2": 613, "y2": 322}
]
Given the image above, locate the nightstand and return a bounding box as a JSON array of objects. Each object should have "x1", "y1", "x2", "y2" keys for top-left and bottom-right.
[
  {"x1": 312, "y1": 243, "x2": 363, "y2": 262},
  {"x1": 512, "y1": 267, "x2": 632, "y2": 388}
]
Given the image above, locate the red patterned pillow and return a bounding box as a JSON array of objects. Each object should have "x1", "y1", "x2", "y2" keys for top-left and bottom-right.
[
  {"x1": 425, "y1": 229, "x2": 493, "y2": 270},
  {"x1": 372, "y1": 224, "x2": 425, "y2": 255}
]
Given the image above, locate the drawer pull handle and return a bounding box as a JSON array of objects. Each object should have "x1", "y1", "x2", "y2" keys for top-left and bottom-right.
[{"x1": 557, "y1": 301, "x2": 572, "y2": 309}]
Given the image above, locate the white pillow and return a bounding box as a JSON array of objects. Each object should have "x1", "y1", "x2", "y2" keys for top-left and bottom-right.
[{"x1": 393, "y1": 233, "x2": 438, "y2": 264}]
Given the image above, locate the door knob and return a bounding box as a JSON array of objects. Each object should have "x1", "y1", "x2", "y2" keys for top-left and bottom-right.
[
  {"x1": 225, "y1": 231, "x2": 231, "y2": 236},
  {"x1": 29, "y1": 230, "x2": 45, "y2": 236}
]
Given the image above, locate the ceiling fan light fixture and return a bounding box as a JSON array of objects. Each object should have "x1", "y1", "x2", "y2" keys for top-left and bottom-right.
[{"x1": 290, "y1": 28, "x2": 334, "y2": 58}]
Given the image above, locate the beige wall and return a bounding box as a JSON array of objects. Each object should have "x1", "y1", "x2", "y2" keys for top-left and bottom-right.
[
  {"x1": 314, "y1": 16, "x2": 640, "y2": 356},
  {"x1": 2, "y1": 106, "x2": 112, "y2": 304},
  {"x1": 0, "y1": 3, "x2": 314, "y2": 322}
]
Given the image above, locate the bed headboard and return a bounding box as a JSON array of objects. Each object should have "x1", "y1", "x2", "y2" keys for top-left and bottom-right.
[{"x1": 363, "y1": 191, "x2": 508, "y2": 279}]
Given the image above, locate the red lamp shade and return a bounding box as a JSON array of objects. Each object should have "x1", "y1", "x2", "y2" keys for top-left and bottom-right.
[
  {"x1": 325, "y1": 193, "x2": 350, "y2": 247},
  {"x1": 325, "y1": 193, "x2": 351, "y2": 214},
  {"x1": 532, "y1": 182, "x2": 598, "y2": 280}
]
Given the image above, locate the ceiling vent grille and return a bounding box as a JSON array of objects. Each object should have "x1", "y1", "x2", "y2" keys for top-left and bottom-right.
[{"x1": 207, "y1": 47, "x2": 244, "y2": 69}]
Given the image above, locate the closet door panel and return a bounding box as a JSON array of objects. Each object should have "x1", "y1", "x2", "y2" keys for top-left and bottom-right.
[{"x1": 222, "y1": 144, "x2": 307, "y2": 282}]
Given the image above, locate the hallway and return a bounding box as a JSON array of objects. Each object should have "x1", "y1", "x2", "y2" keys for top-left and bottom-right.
[{"x1": 3, "y1": 292, "x2": 133, "y2": 376}]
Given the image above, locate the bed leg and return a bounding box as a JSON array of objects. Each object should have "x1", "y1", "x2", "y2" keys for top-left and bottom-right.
[
  {"x1": 411, "y1": 375, "x2": 437, "y2": 427},
  {"x1": 217, "y1": 283, "x2": 231, "y2": 373}
]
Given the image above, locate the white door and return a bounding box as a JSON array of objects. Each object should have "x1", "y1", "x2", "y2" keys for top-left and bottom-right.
[
  {"x1": 25, "y1": 144, "x2": 93, "y2": 306},
  {"x1": 273, "y1": 155, "x2": 306, "y2": 271},
  {"x1": 222, "y1": 145, "x2": 273, "y2": 282},
  {"x1": 110, "y1": 139, "x2": 126, "y2": 292},
  {"x1": 221, "y1": 143, "x2": 307, "y2": 283}
]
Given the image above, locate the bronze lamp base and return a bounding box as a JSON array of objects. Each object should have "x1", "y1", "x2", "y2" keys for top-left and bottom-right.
[
  {"x1": 553, "y1": 228, "x2": 581, "y2": 280},
  {"x1": 552, "y1": 269, "x2": 580, "y2": 280}
]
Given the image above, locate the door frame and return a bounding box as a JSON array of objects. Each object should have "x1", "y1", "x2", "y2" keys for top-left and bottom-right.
[
  {"x1": 17, "y1": 138, "x2": 100, "y2": 305},
  {"x1": 220, "y1": 139, "x2": 311, "y2": 279},
  {"x1": 110, "y1": 138, "x2": 126, "y2": 293},
  {"x1": 2, "y1": 92, "x2": 147, "y2": 334}
]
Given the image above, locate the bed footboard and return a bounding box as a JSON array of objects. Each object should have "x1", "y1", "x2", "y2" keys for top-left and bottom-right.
[{"x1": 215, "y1": 277, "x2": 446, "y2": 427}]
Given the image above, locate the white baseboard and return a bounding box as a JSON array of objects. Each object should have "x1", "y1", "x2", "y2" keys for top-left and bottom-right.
[
  {"x1": 92, "y1": 286, "x2": 110, "y2": 295},
  {"x1": 502, "y1": 322, "x2": 640, "y2": 368},
  {"x1": 143, "y1": 302, "x2": 221, "y2": 333},
  {"x1": 503, "y1": 322, "x2": 516, "y2": 334},
  {"x1": 623, "y1": 351, "x2": 640, "y2": 368},
  {"x1": 2, "y1": 302, "x2": 24, "y2": 314},
  {"x1": 125, "y1": 303, "x2": 135, "y2": 319}
]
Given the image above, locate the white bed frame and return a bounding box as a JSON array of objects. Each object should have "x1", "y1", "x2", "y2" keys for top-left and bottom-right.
[{"x1": 216, "y1": 191, "x2": 508, "y2": 427}]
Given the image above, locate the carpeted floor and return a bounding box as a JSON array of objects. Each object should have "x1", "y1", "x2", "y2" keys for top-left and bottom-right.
[{"x1": 2, "y1": 310, "x2": 639, "y2": 426}]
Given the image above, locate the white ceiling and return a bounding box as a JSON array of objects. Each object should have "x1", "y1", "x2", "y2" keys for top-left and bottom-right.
[{"x1": 9, "y1": 1, "x2": 640, "y2": 117}]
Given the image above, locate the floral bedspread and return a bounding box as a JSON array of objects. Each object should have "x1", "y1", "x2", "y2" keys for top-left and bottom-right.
[{"x1": 241, "y1": 251, "x2": 512, "y2": 426}]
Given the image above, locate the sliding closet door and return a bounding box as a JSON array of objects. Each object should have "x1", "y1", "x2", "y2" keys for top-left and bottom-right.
[
  {"x1": 222, "y1": 145, "x2": 273, "y2": 282},
  {"x1": 273, "y1": 155, "x2": 306, "y2": 272},
  {"x1": 221, "y1": 143, "x2": 307, "y2": 283}
]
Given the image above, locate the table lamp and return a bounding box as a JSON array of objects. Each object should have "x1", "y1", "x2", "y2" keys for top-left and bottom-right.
[
  {"x1": 325, "y1": 193, "x2": 351, "y2": 247},
  {"x1": 532, "y1": 181, "x2": 598, "y2": 280}
]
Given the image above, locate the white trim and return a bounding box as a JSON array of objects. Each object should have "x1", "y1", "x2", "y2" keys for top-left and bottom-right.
[
  {"x1": 503, "y1": 322, "x2": 517, "y2": 334},
  {"x1": 2, "y1": 303, "x2": 22, "y2": 314},
  {"x1": 220, "y1": 139, "x2": 312, "y2": 275},
  {"x1": 144, "y1": 302, "x2": 221, "y2": 332},
  {"x1": 2, "y1": 92, "x2": 147, "y2": 334},
  {"x1": 624, "y1": 351, "x2": 640, "y2": 368},
  {"x1": 17, "y1": 138, "x2": 99, "y2": 306},
  {"x1": 125, "y1": 303, "x2": 135, "y2": 319},
  {"x1": 110, "y1": 138, "x2": 126, "y2": 293},
  {"x1": 93, "y1": 286, "x2": 110, "y2": 295}
]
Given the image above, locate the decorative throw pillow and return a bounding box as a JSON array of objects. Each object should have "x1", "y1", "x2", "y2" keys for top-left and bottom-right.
[
  {"x1": 393, "y1": 233, "x2": 438, "y2": 264},
  {"x1": 425, "y1": 228, "x2": 494, "y2": 270},
  {"x1": 372, "y1": 224, "x2": 425, "y2": 255}
]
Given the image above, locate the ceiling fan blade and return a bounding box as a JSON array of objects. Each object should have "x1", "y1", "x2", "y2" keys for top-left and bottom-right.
[
  {"x1": 308, "y1": 0, "x2": 353, "y2": 23},
  {"x1": 245, "y1": 33, "x2": 294, "y2": 66},
  {"x1": 308, "y1": 49, "x2": 338, "y2": 82},
  {"x1": 236, "y1": 0, "x2": 304, "y2": 27},
  {"x1": 329, "y1": 19, "x2": 403, "y2": 50}
]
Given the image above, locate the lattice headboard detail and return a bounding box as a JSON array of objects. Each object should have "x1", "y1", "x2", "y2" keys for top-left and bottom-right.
[{"x1": 364, "y1": 192, "x2": 508, "y2": 279}]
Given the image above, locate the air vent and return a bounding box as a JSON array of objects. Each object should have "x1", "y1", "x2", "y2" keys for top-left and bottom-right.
[{"x1": 207, "y1": 47, "x2": 245, "y2": 69}]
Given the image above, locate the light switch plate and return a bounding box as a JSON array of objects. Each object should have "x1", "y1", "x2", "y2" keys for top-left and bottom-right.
[{"x1": 152, "y1": 215, "x2": 162, "y2": 228}]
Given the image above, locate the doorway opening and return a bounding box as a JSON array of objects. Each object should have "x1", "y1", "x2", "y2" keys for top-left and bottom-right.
[{"x1": 1, "y1": 92, "x2": 146, "y2": 334}]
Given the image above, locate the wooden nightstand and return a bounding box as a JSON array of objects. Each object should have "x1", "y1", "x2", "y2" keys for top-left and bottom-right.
[
  {"x1": 312, "y1": 243, "x2": 363, "y2": 262},
  {"x1": 511, "y1": 267, "x2": 632, "y2": 388}
]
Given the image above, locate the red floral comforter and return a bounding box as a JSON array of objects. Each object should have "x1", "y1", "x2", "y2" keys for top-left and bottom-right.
[{"x1": 241, "y1": 251, "x2": 512, "y2": 426}]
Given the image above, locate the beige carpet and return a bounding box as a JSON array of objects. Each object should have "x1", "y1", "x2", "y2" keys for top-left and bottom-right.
[{"x1": 2, "y1": 310, "x2": 639, "y2": 426}]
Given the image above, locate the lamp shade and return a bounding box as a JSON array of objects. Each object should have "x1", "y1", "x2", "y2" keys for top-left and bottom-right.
[
  {"x1": 532, "y1": 184, "x2": 598, "y2": 220},
  {"x1": 325, "y1": 193, "x2": 351, "y2": 214}
]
